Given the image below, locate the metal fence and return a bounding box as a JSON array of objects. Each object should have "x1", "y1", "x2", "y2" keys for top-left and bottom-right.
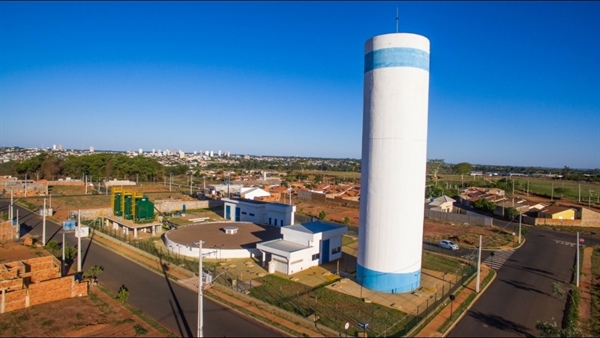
[
  {"x1": 86, "y1": 218, "x2": 205, "y2": 275},
  {"x1": 425, "y1": 209, "x2": 493, "y2": 226},
  {"x1": 207, "y1": 264, "x2": 476, "y2": 337}
]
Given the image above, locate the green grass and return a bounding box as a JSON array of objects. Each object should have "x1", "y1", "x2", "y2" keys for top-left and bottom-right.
[
  {"x1": 249, "y1": 274, "x2": 412, "y2": 336},
  {"x1": 342, "y1": 235, "x2": 357, "y2": 246},
  {"x1": 422, "y1": 252, "x2": 464, "y2": 274}
]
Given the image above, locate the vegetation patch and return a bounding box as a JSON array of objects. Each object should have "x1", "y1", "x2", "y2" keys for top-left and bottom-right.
[
  {"x1": 590, "y1": 247, "x2": 600, "y2": 336},
  {"x1": 249, "y1": 274, "x2": 413, "y2": 336}
]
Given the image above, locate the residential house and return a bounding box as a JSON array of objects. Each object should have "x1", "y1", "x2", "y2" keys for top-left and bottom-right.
[
  {"x1": 427, "y1": 195, "x2": 456, "y2": 212},
  {"x1": 538, "y1": 205, "x2": 576, "y2": 220}
]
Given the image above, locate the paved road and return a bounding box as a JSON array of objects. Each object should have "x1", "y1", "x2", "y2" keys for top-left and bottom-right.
[
  {"x1": 449, "y1": 226, "x2": 592, "y2": 337},
  {"x1": 1, "y1": 201, "x2": 282, "y2": 337}
]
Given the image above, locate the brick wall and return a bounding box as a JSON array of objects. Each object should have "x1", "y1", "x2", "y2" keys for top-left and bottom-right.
[
  {"x1": 4, "y1": 289, "x2": 27, "y2": 312},
  {"x1": 0, "y1": 278, "x2": 23, "y2": 291},
  {"x1": 47, "y1": 180, "x2": 84, "y2": 186},
  {"x1": 581, "y1": 208, "x2": 600, "y2": 227},
  {"x1": 533, "y1": 218, "x2": 582, "y2": 226},
  {"x1": 1, "y1": 255, "x2": 87, "y2": 314},
  {"x1": 0, "y1": 220, "x2": 18, "y2": 241},
  {"x1": 29, "y1": 276, "x2": 88, "y2": 306}
]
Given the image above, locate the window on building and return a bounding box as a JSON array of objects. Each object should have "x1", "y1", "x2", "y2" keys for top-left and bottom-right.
[
  {"x1": 242, "y1": 212, "x2": 247, "y2": 215},
  {"x1": 280, "y1": 220, "x2": 284, "y2": 226},
  {"x1": 312, "y1": 253, "x2": 320, "y2": 261},
  {"x1": 249, "y1": 213, "x2": 255, "y2": 216},
  {"x1": 332, "y1": 247, "x2": 341, "y2": 254}
]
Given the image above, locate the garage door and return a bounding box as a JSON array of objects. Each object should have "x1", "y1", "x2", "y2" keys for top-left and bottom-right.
[{"x1": 272, "y1": 256, "x2": 288, "y2": 274}]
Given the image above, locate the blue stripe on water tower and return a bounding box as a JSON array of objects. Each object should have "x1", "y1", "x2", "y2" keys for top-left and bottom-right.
[
  {"x1": 357, "y1": 264, "x2": 421, "y2": 293},
  {"x1": 364, "y1": 47, "x2": 430, "y2": 73}
]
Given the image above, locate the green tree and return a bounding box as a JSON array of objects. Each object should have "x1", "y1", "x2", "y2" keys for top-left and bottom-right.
[
  {"x1": 84, "y1": 265, "x2": 104, "y2": 281},
  {"x1": 473, "y1": 198, "x2": 496, "y2": 212},
  {"x1": 454, "y1": 162, "x2": 473, "y2": 187},
  {"x1": 318, "y1": 210, "x2": 327, "y2": 220},
  {"x1": 506, "y1": 207, "x2": 519, "y2": 220},
  {"x1": 116, "y1": 287, "x2": 129, "y2": 303},
  {"x1": 535, "y1": 319, "x2": 582, "y2": 337},
  {"x1": 343, "y1": 216, "x2": 350, "y2": 225},
  {"x1": 427, "y1": 159, "x2": 445, "y2": 182},
  {"x1": 63, "y1": 242, "x2": 78, "y2": 264},
  {"x1": 554, "y1": 187, "x2": 569, "y2": 199},
  {"x1": 426, "y1": 185, "x2": 445, "y2": 198}
]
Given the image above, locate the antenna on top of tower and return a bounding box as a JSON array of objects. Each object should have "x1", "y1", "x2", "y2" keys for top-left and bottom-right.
[{"x1": 396, "y1": 7, "x2": 399, "y2": 33}]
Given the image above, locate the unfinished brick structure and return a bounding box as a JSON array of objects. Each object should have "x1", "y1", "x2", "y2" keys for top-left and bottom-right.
[
  {"x1": 0, "y1": 255, "x2": 88, "y2": 313},
  {"x1": 0, "y1": 220, "x2": 19, "y2": 241}
]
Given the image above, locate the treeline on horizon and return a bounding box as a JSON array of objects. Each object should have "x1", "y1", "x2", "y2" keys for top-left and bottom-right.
[{"x1": 0, "y1": 152, "x2": 599, "y2": 183}]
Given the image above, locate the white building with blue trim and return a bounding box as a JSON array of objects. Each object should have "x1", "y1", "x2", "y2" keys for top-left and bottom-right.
[
  {"x1": 257, "y1": 221, "x2": 347, "y2": 275},
  {"x1": 221, "y1": 198, "x2": 295, "y2": 226}
]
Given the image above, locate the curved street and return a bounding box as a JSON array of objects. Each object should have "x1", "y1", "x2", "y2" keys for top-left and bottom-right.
[{"x1": 450, "y1": 226, "x2": 599, "y2": 337}]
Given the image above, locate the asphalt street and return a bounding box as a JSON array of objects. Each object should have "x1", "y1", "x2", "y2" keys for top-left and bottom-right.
[
  {"x1": 1, "y1": 200, "x2": 282, "y2": 337},
  {"x1": 449, "y1": 226, "x2": 594, "y2": 337}
]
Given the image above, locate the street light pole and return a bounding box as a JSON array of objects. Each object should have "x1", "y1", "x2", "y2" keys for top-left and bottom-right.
[
  {"x1": 77, "y1": 210, "x2": 82, "y2": 272},
  {"x1": 42, "y1": 198, "x2": 47, "y2": 246},
  {"x1": 518, "y1": 213, "x2": 522, "y2": 244},
  {"x1": 476, "y1": 235, "x2": 482, "y2": 292},
  {"x1": 576, "y1": 232, "x2": 580, "y2": 287},
  {"x1": 196, "y1": 240, "x2": 205, "y2": 338}
]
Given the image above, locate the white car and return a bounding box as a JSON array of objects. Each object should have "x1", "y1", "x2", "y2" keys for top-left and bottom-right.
[{"x1": 438, "y1": 239, "x2": 459, "y2": 250}]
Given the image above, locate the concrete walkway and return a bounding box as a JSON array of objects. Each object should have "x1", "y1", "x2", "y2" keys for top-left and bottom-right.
[{"x1": 579, "y1": 247, "x2": 594, "y2": 333}]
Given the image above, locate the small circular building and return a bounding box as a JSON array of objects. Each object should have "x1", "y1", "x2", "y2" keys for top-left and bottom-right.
[{"x1": 163, "y1": 222, "x2": 281, "y2": 260}]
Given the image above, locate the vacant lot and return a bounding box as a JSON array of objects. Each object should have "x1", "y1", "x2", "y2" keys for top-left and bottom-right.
[{"x1": 0, "y1": 285, "x2": 169, "y2": 337}]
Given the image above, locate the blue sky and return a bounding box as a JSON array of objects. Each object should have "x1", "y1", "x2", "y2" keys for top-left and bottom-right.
[{"x1": 1, "y1": 2, "x2": 599, "y2": 169}]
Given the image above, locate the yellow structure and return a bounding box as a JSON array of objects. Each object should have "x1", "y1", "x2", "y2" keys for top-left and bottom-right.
[
  {"x1": 111, "y1": 187, "x2": 144, "y2": 221},
  {"x1": 539, "y1": 206, "x2": 576, "y2": 220}
]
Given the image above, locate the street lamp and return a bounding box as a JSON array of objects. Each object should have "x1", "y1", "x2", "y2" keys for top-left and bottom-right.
[{"x1": 194, "y1": 240, "x2": 205, "y2": 338}]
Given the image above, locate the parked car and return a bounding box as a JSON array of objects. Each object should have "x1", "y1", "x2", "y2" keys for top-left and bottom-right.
[{"x1": 438, "y1": 239, "x2": 459, "y2": 250}]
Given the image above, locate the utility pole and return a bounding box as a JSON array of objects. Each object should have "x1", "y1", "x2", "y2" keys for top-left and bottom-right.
[
  {"x1": 85, "y1": 175, "x2": 88, "y2": 195},
  {"x1": 62, "y1": 233, "x2": 66, "y2": 276},
  {"x1": 589, "y1": 189, "x2": 592, "y2": 208},
  {"x1": 518, "y1": 213, "x2": 522, "y2": 244},
  {"x1": 10, "y1": 189, "x2": 13, "y2": 221},
  {"x1": 579, "y1": 184, "x2": 581, "y2": 203},
  {"x1": 170, "y1": 174, "x2": 172, "y2": 192},
  {"x1": 476, "y1": 235, "x2": 482, "y2": 292},
  {"x1": 527, "y1": 180, "x2": 529, "y2": 196},
  {"x1": 77, "y1": 210, "x2": 82, "y2": 272},
  {"x1": 576, "y1": 232, "x2": 580, "y2": 287},
  {"x1": 190, "y1": 173, "x2": 193, "y2": 196},
  {"x1": 551, "y1": 183, "x2": 554, "y2": 201},
  {"x1": 196, "y1": 240, "x2": 205, "y2": 338},
  {"x1": 42, "y1": 198, "x2": 47, "y2": 246}
]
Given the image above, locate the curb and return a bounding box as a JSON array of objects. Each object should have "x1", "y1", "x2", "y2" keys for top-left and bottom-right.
[{"x1": 441, "y1": 269, "x2": 497, "y2": 337}]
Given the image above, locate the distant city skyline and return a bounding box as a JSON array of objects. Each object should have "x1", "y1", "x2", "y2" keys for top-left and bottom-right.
[{"x1": 1, "y1": 2, "x2": 599, "y2": 168}]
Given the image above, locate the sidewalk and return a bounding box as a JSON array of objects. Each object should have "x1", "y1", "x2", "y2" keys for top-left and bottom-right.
[
  {"x1": 578, "y1": 247, "x2": 593, "y2": 333},
  {"x1": 416, "y1": 265, "x2": 494, "y2": 337}
]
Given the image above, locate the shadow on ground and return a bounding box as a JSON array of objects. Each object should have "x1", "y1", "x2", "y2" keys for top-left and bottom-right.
[{"x1": 467, "y1": 310, "x2": 534, "y2": 337}]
